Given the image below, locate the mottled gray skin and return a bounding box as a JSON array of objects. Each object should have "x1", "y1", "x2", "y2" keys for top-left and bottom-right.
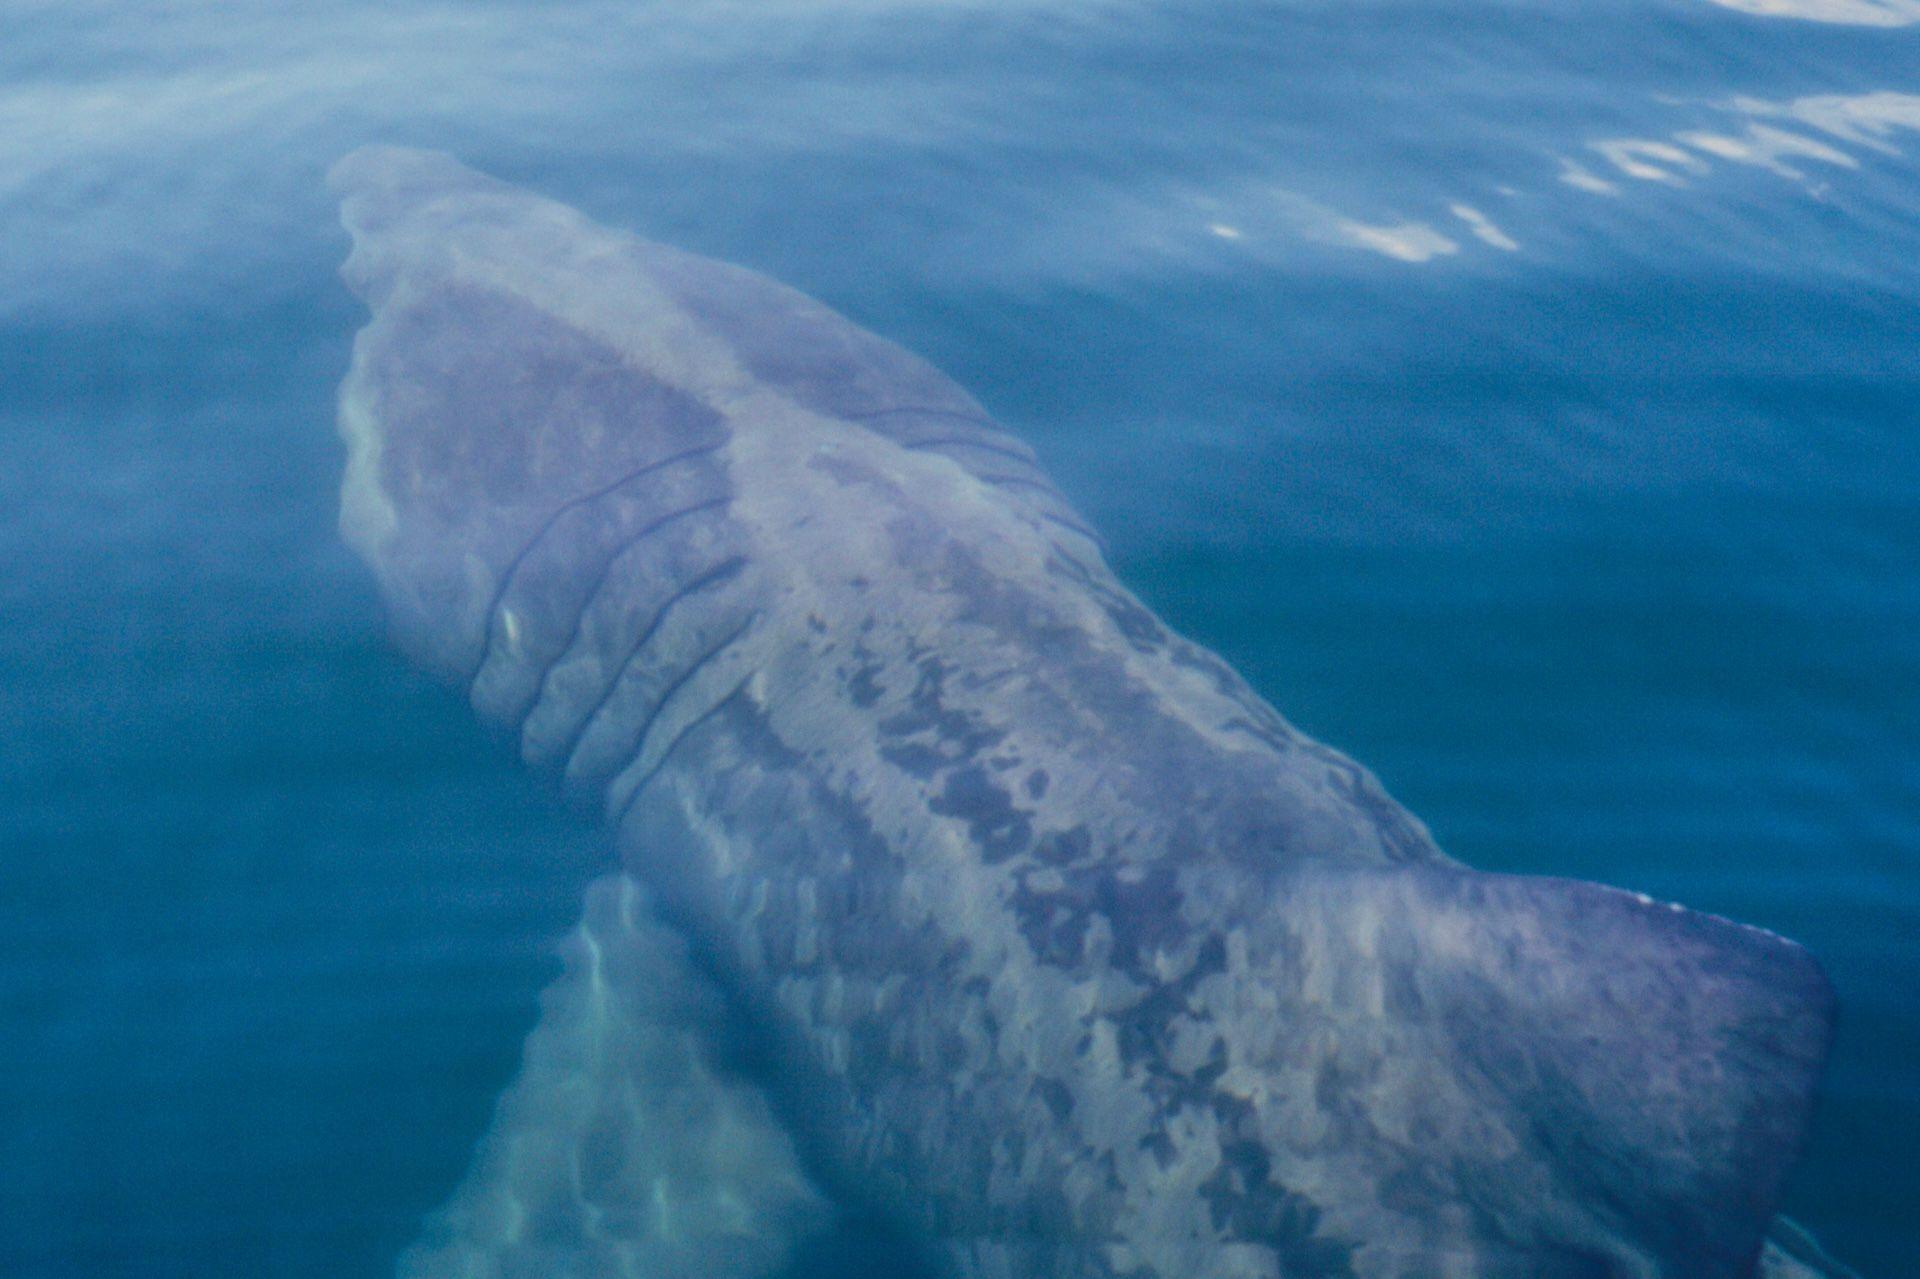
[{"x1": 331, "y1": 147, "x2": 1834, "y2": 1279}]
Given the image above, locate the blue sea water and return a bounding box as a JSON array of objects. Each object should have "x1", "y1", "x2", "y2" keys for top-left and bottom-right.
[{"x1": 1, "y1": 0, "x2": 1915, "y2": 1274}]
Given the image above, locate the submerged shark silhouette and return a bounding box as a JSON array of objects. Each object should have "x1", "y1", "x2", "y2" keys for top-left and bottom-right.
[{"x1": 329, "y1": 146, "x2": 1850, "y2": 1279}]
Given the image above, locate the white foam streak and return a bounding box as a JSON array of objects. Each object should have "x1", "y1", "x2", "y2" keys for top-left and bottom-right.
[
  {"x1": 1558, "y1": 159, "x2": 1621, "y2": 195},
  {"x1": 1449, "y1": 203, "x2": 1520, "y2": 251},
  {"x1": 1673, "y1": 124, "x2": 1857, "y2": 179},
  {"x1": 1593, "y1": 138, "x2": 1712, "y2": 185},
  {"x1": 1330, "y1": 218, "x2": 1461, "y2": 262},
  {"x1": 1562, "y1": 90, "x2": 1920, "y2": 210},
  {"x1": 1101, "y1": 181, "x2": 1476, "y2": 269},
  {"x1": 1754, "y1": 91, "x2": 1920, "y2": 151},
  {"x1": 1702, "y1": 0, "x2": 1920, "y2": 26}
]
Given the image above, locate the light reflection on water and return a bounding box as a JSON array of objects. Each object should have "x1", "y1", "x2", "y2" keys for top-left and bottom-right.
[{"x1": 0, "y1": 1, "x2": 1914, "y2": 1274}]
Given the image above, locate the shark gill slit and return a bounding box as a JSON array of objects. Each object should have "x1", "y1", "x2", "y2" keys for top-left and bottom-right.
[
  {"x1": 504, "y1": 495, "x2": 736, "y2": 732},
  {"x1": 605, "y1": 613, "x2": 765, "y2": 825},
  {"x1": 902, "y1": 436, "x2": 1045, "y2": 468},
  {"x1": 611, "y1": 665, "x2": 764, "y2": 835},
  {"x1": 549, "y1": 557, "x2": 752, "y2": 775},
  {"x1": 467, "y1": 437, "x2": 730, "y2": 688},
  {"x1": 841, "y1": 404, "x2": 1042, "y2": 462},
  {"x1": 964, "y1": 474, "x2": 1105, "y2": 542},
  {"x1": 842, "y1": 405, "x2": 1002, "y2": 430}
]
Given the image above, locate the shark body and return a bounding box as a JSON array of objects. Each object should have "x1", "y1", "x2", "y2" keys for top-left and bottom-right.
[{"x1": 332, "y1": 147, "x2": 1837, "y2": 1279}]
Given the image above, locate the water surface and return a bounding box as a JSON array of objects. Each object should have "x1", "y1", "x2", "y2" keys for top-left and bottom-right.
[{"x1": 2, "y1": 1, "x2": 1915, "y2": 1273}]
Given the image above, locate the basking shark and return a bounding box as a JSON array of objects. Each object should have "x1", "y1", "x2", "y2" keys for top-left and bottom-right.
[{"x1": 329, "y1": 146, "x2": 1849, "y2": 1279}]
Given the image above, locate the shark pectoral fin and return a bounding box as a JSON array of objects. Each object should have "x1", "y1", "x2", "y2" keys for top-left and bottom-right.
[
  {"x1": 398, "y1": 873, "x2": 832, "y2": 1279},
  {"x1": 1759, "y1": 1216, "x2": 1862, "y2": 1278},
  {"x1": 1301, "y1": 863, "x2": 1835, "y2": 1276}
]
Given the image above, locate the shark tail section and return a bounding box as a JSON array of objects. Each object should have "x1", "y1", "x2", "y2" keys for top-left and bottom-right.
[{"x1": 1287, "y1": 864, "x2": 1836, "y2": 1277}]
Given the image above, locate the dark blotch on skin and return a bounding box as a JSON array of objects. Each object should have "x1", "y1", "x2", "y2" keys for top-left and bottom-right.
[
  {"x1": 877, "y1": 657, "x2": 1007, "y2": 772},
  {"x1": 1198, "y1": 1149, "x2": 1357, "y2": 1279},
  {"x1": 1084, "y1": 862, "x2": 1187, "y2": 972},
  {"x1": 1140, "y1": 1130, "x2": 1179, "y2": 1171},
  {"x1": 848, "y1": 658, "x2": 885, "y2": 708},
  {"x1": 1092, "y1": 584, "x2": 1167, "y2": 654},
  {"x1": 1009, "y1": 876, "x2": 1095, "y2": 967},
  {"x1": 880, "y1": 742, "x2": 949, "y2": 778},
  {"x1": 1112, "y1": 932, "x2": 1226, "y2": 1085},
  {"x1": 1033, "y1": 1078, "x2": 1074, "y2": 1123},
  {"x1": 928, "y1": 764, "x2": 1033, "y2": 864},
  {"x1": 1033, "y1": 826, "x2": 1093, "y2": 868}
]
